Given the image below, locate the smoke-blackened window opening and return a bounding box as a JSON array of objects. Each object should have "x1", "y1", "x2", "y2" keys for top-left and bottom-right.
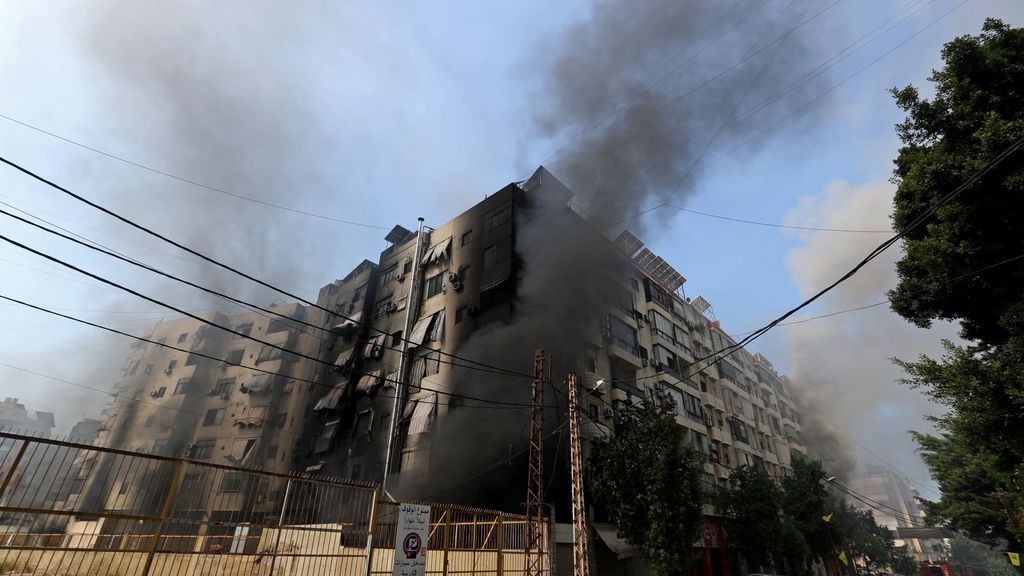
[
  {"x1": 223, "y1": 349, "x2": 244, "y2": 366},
  {"x1": 371, "y1": 298, "x2": 392, "y2": 322},
  {"x1": 455, "y1": 306, "x2": 467, "y2": 325},
  {"x1": 266, "y1": 318, "x2": 295, "y2": 335},
  {"x1": 482, "y1": 237, "x2": 512, "y2": 272},
  {"x1": 226, "y1": 322, "x2": 250, "y2": 340},
  {"x1": 460, "y1": 229, "x2": 472, "y2": 246},
  {"x1": 483, "y1": 203, "x2": 511, "y2": 233},
  {"x1": 403, "y1": 259, "x2": 413, "y2": 275},
  {"x1": 314, "y1": 420, "x2": 339, "y2": 454},
  {"x1": 352, "y1": 282, "x2": 367, "y2": 302},
  {"x1": 479, "y1": 279, "x2": 514, "y2": 311},
  {"x1": 185, "y1": 353, "x2": 205, "y2": 367},
  {"x1": 173, "y1": 378, "x2": 193, "y2": 396}
]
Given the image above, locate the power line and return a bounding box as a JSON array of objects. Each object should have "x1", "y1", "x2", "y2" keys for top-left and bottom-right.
[
  {"x1": 0, "y1": 114, "x2": 391, "y2": 230},
  {"x1": 0, "y1": 291, "x2": 549, "y2": 412},
  {"x1": 665, "y1": 204, "x2": 892, "y2": 233},
  {"x1": 0, "y1": 154, "x2": 535, "y2": 381}
]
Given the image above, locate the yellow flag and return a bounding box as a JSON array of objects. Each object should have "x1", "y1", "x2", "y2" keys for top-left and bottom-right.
[
  {"x1": 838, "y1": 551, "x2": 849, "y2": 566},
  {"x1": 822, "y1": 513, "x2": 833, "y2": 523},
  {"x1": 1008, "y1": 552, "x2": 1020, "y2": 567}
]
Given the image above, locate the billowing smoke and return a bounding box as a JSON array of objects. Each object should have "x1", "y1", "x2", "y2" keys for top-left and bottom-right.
[
  {"x1": 424, "y1": 0, "x2": 841, "y2": 506},
  {"x1": 782, "y1": 179, "x2": 955, "y2": 487}
]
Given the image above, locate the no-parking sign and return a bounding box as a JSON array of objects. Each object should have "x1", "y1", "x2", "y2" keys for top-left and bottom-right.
[{"x1": 393, "y1": 503, "x2": 430, "y2": 576}]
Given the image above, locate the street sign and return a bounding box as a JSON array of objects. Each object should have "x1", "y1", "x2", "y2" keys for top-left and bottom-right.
[{"x1": 393, "y1": 503, "x2": 430, "y2": 576}]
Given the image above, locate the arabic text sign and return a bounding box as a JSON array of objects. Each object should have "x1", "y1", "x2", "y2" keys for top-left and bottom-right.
[{"x1": 393, "y1": 503, "x2": 430, "y2": 576}]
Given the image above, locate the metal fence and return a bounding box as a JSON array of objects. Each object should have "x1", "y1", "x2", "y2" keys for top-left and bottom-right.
[{"x1": 0, "y1": 432, "x2": 542, "y2": 576}]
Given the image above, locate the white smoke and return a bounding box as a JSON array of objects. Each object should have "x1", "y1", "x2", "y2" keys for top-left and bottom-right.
[{"x1": 782, "y1": 179, "x2": 955, "y2": 487}]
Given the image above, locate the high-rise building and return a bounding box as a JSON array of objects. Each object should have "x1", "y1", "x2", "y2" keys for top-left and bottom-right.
[
  {"x1": 88, "y1": 167, "x2": 810, "y2": 525},
  {"x1": 848, "y1": 465, "x2": 947, "y2": 562}
]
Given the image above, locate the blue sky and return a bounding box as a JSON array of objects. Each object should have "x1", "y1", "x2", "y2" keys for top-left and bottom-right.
[{"x1": 0, "y1": 0, "x2": 1021, "y2": 488}]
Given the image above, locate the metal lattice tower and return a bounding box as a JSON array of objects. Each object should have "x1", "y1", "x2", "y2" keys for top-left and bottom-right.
[
  {"x1": 525, "y1": 349, "x2": 546, "y2": 576},
  {"x1": 567, "y1": 372, "x2": 590, "y2": 576}
]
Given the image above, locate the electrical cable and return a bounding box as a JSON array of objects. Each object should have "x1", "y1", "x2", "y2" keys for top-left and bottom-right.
[
  {"x1": 0, "y1": 154, "x2": 535, "y2": 381},
  {"x1": 0, "y1": 114, "x2": 390, "y2": 230},
  {"x1": 0, "y1": 292, "x2": 553, "y2": 412},
  {"x1": 664, "y1": 204, "x2": 892, "y2": 233}
]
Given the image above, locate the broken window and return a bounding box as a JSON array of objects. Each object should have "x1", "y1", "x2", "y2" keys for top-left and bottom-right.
[{"x1": 314, "y1": 420, "x2": 340, "y2": 454}]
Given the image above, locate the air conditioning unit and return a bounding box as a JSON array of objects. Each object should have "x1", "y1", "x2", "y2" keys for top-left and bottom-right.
[
  {"x1": 447, "y1": 272, "x2": 463, "y2": 292},
  {"x1": 164, "y1": 368, "x2": 173, "y2": 375},
  {"x1": 396, "y1": 274, "x2": 405, "y2": 283}
]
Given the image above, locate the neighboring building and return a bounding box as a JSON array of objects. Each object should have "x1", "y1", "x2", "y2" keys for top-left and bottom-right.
[
  {"x1": 0, "y1": 397, "x2": 55, "y2": 435},
  {"x1": 848, "y1": 465, "x2": 947, "y2": 562}
]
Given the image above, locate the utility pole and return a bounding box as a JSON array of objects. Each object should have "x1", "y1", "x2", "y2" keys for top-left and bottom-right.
[
  {"x1": 526, "y1": 350, "x2": 546, "y2": 576},
  {"x1": 567, "y1": 372, "x2": 590, "y2": 576}
]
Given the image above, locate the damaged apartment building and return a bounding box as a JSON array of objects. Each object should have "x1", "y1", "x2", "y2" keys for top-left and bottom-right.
[{"x1": 86, "y1": 167, "x2": 809, "y2": 527}]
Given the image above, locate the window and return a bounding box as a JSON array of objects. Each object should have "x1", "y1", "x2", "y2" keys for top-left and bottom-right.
[
  {"x1": 482, "y1": 238, "x2": 512, "y2": 271},
  {"x1": 144, "y1": 416, "x2": 155, "y2": 428},
  {"x1": 177, "y1": 332, "x2": 188, "y2": 344},
  {"x1": 151, "y1": 387, "x2": 166, "y2": 399},
  {"x1": 483, "y1": 205, "x2": 510, "y2": 232},
  {"x1": 589, "y1": 403, "x2": 599, "y2": 419},
  {"x1": 128, "y1": 360, "x2": 140, "y2": 375},
  {"x1": 166, "y1": 359, "x2": 177, "y2": 372},
  {"x1": 643, "y1": 278, "x2": 674, "y2": 312},
  {"x1": 353, "y1": 282, "x2": 367, "y2": 302},
  {"x1": 233, "y1": 323, "x2": 253, "y2": 339},
  {"x1": 586, "y1": 354, "x2": 597, "y2": 374},
  {"x1": 391, "y1": 331, "x2": 403, "y2": 346},
  {"x1": 728, "y1": 418, "x2": 750, "y2": 444},
  {"x1": 630, "y1": 277, "x2": 639, "y2": 291},
  {"x1": 460, "y1": 230, "x2": 473, "y2": 246},
  {"x1": 718, "y1": 361, "x2": 740, "y2": 384},
  {"x1": 267, "y1": 319, "x2": 291, "y2": 334},
  {"x1": 380, "y1": 263, "x2": 400, "y2": 285},
  {"x1": 220, "y1": 472, "x2": 245, "y2": 493},
  {"x1": 677, "y1": 390, "x2": 704, "y2": 422},
  {"x1": 152, "y1": 439, "x2": 169, "y2": 456},
  {"x1": 403, "y1": 260, "x2": 413, "y2": 274},
  {"x1": 651, "y1": 311, "x2": 674, "y2": 341},
  {"x1": 423, "y1": 271, "x2": 446, "y2": 300},
  {"x1": 214, "y1": 378, "x2": 235, "y2": 397},
  {"x1": 480, "y1": 279, "x2": 515, "y2": 310},
  {"x1": 455, "y1": 306, "x2": 467, "y2": 325},
  {"x1": 174, "y1": 378, "x2": 193, "y2": 395},
  {"x1": 673, "y1": 325, "x2": 692, "y2": 353},
  {"x1": 224, "y1": 349, "x2": 244, "y2": 365},
  {"x1": 192, "y1": 439, "x2": 216, "y2": 460},
  {"x1": 608, "y1": 315, "x2": 639, "y2": 355},
  {"x1": 181, "y1": 473, "x2": 204, "y2": 491},
  {"x1": 652, "y1": 345, "x2": 678, "y2": 375},
  {"x1": 144, "y1": 363, "x2": 154, "y2": 375},
  {"x1": 691, "y1": 431, "x2": 711, "y2": 455},
  {"x1": 203, "y1": 408, "x2": 225, "y2": 427},
  {"x1": 373, "y1": 298, "x2": 393, "y2": 321}
]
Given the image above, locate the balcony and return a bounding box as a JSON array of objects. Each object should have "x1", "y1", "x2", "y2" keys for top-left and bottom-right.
[{"x1": 605, "y1": 338, "x2": 644, "y2": 369}]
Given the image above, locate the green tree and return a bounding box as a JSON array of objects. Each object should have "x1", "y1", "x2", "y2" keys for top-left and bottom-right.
[
  {"x1": 950, "y1": 533, "x2": 1019, "y2": 576},
  {"x1": 781, "y1": 455, "x2": 835, "y2": 567},
  {"x1": 719, "y1": 465, "x2": 784, "y2": 572},
  {"x1": 888, "y1": 18, "x2": 1024, "y2": 551},
  {"x1": 588, "y1": 398, "x2": 706, "y2": 576}
]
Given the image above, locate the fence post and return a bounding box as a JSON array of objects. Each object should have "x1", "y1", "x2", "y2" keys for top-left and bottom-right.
[
  {"x1": 140, "y1": 459, "x2": 184, "y2": 576},
  {"x1": 442, "y1": 510, "x2": 451, "y2": 576},
  {"x1": 496, "y1": 514, "x2": 504, "y2": 576},
  {"x1": 267, "y1": 478, "x2": 293, "y2": 576},
  {"x1": 363, "y1": 485, "x2": 382, "y2": 576},
  {"x1": 0, "y1": 441, "x2": 29, "y2": 498}
]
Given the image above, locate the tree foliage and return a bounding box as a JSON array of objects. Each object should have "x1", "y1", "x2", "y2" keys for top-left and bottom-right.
[
  {"x1": 949, "y1": 533, "x2": 1020, "y2": 576},
  {"x1": 717, "y1": 457, "x2": 926, "y2": 575},
  {"x1": 887, "y1": 18, "x2": 1024, "y2": 551},
  {"x1": 587, "y1": 398, "x2": 706, "y2": 576}
]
